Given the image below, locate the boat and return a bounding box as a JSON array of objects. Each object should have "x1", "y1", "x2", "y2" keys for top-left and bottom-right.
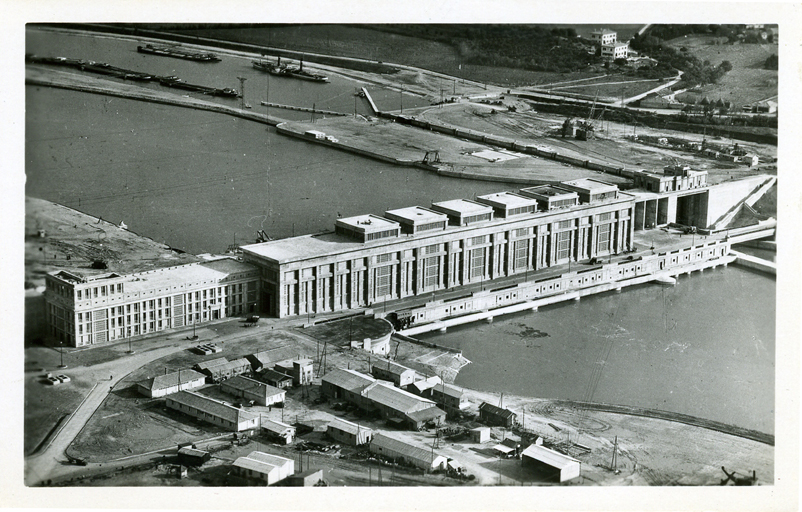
[
  {"x1": 137, "y1": 44, "x2": 221, "y2": 62},
  {"x1": 158, "y1": 76, "x2": 238, "y2": 97},
  {"x1": 252, "y1": 56, "x2": 328, "y2": 83}
]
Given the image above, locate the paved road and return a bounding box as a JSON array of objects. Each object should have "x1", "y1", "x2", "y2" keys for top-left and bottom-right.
[{"x1": 24, "y1": 344, "x2": 187, "y2": 486}]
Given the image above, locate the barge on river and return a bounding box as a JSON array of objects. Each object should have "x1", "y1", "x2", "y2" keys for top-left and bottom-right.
[{"x1": 137, "y1": 44, "x2": 221, "y2": 62}]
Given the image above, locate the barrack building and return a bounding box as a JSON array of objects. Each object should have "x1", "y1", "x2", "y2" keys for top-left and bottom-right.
[{"x1": 241, "y1": 179, "x2": 637, "y2": 318}]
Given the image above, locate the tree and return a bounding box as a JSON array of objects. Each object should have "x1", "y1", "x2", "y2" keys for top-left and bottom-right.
[
  {"x1": 764, "y1": 54, "x2": 778, "y2": 70},
  {"x1": 720, "y1": 60, "x2": 733, "y2": 72}
]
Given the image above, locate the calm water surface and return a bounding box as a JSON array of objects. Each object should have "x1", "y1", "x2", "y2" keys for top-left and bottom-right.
[{"x1": 25, "y1": 27, "x2": 776, "y2": 434}]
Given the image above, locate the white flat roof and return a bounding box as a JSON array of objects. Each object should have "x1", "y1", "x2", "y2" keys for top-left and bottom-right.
[
  {"x1": 124, "y1": 264, "x2": 226, "y2": 292},
  {"x1": 476, "y1": 192, "x2": 538, "y2": 209},
  {"x1": 560, "y1": 178, "x2": 619, "y2": 193},
  {"x1": 432, "y1": 199, "x2": 493, "y2": 217},
  {"x1": 519, "y1": 186, "x2": 579, "y2": 199},
  {"x1": 384, "y1": 206, "x2": 447, "y2": 225},
  {"x1": 336, "y1": 214, "x2": 399, "y2": 232}
]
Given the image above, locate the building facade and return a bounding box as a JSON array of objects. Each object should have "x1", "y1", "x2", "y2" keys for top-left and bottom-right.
[
  {"x1": 242, "y1": 181, "x2": 636, "y2": 319},
  {"x1": 601, "y1": 42, "x2": 629, "y2": 60},
  {"x1": 590, "y1": 29, "x2": 617, "y2": 46},
  {"x1": 45, "y1": 258, "x2": 260, "y2": 347}
]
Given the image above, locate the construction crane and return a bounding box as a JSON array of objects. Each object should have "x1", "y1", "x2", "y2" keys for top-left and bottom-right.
[{"x1": 576, "y1": 94, "x2": 598, "y2": 141}]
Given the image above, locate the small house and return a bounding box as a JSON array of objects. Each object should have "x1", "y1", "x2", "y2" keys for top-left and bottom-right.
[
  {"x1": 177, "y1": 446, "x2": 211, "y2": 466},
  {"x1": 285, "y1": 469, "x2": 324, "y2": 487},
  {"x1": 479, "y1": 402, "x2": 517, "y2": 427},
  {"x1": 220, "y1": 375, "x2": 285, "y2": 407},
  {"x1": 136, "y1": 369, "x2": 206, "y2": 398},
  {"x1": 431, "y1": 383, "x2": 468, "y2": 412},
  {"x1": 372, "y1": 361, "x2": 418, "y2": 388},
  {"x1": 260, "y1": 418, "x2": 296, "y2": 445},
  {"x1": 327, "y1": 417, "x2": 372, "y2": 446},
  {"x1": 470, "y1": 427, "x2": 490, "y2": 444},
  {"x1": 521, "y1": 444, "x2": 581, "y2": 483},
  {"x1": 231, "y1": 451, "x2": 294, "y2": 486},
  {"x1": 273, "y1": 357, "x2": 314, "y2": 386},
  {"x1": 369, "y1": 433, "x2": 448, "y2": 471},
  {"x1": 255, "y1": 368, "x2": 293, "y2": 389}
]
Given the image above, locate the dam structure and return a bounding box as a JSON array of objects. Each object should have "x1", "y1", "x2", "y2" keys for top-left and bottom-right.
[
  {"x1": 240, "y1": 169, "x2": 772, "y2": 323},
  {"x1": 44, "y1": 169, "x2": 774, "y2": 347}
]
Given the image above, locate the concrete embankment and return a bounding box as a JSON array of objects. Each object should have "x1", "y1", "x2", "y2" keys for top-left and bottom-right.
[
  {"x1": 553, "y1": 400, "x2": 774, "y2": 445},
  {"x1": 730, "y1": 250, "x2": 776, "y2": 275},
  {"x1": 261, "y1": 102, "x2": 348, "y2": 117},
  {"x1": 26, "y1": 67, "x2": 284, "y2": 127}
]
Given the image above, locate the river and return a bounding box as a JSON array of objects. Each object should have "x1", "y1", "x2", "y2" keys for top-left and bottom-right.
[{"x1": 25, "y1": 27, "x2": 775, "y2": 435}]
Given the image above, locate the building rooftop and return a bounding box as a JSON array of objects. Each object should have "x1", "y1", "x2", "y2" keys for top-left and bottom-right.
[
  {"x1": 222, "y1": 375, "x2": 284, "y2": 397},
  {"x1": 328, "y1": 417, "x2": 371, "y2": 436},
  {"x1": 168, "y1": 391, "x2": 257, "y2": 424},
  {"x1": 260, "y1": 418, "x2": 295, "y2": 434},
  {"x1": 322, "y1": 368, "x2": 376, "y2": 393},
  {"x1": 432, "y1": 383, "x2": 464, "y2": 399},
  {"x1": 335, "y1": 214, "x2": 400, "y2": 232},
  {"x1": 232, "y1": 456, "x2": 276, "y2": 475},
  {"x1": 123, "y1": 264, "x2": 227, "y2": 293},
  {"x1": 241, "y1": 186, "x2": 634, "y2": 264},
  {"x1": 259, "y1": 368, "x2": 294, "y2": 382},
  {"x1": 384, "y1": 206, "x2": 448, "y2": 225},
  {"x1": 522, "y1": 444, "x2": 580, "y2": 470},
  {"x1": 476, "y1": 192, "x2": 538, "y2": 210},
  {"x1": 372, "y1": 361, "x2": 416, "y2": 378},
  {"x1": 406, "y1": 405, "x2": 446, "y2": 423},
  {"x1": 592, "y1": 28, "x2": 617, "y2": 35},
  {"x1": 560, "y1": 178, "x2": 619, "y2": 193},
  {"x1": 362, "y1": 382, "x2": 434, "y2": 413},
  {"x1": 138, "y1": 369, "x2": 206, "y2": 391},
  {"x1": 519, "y1": 185, "x2": 579, "y2": 199},
  {"x1": 479, "y1": 402, "x2": 517, "y2": 419},
  {"x1": 199, "y1": 258, "x2": 258, "y2": 275},
  {"x1": 371, "y1": 433, "x2": 440, "y2": 464},
  {"x1": 245, "y1": 451, "x2": 293, "y2": 468},
  {"x1": 431, "y1": 199, "x2": 494, "y2": 217},
  {"x1": 194, "y1": 357, "x2": 230, "y2": 371}
]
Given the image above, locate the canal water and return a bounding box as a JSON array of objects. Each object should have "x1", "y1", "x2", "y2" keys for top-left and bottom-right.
[
  {"x1": 25, "y1": 27, "x2": 776, "y2": 434},
  {"x1": 419, "y1": 266, "x2": 775, "y2": 434}
]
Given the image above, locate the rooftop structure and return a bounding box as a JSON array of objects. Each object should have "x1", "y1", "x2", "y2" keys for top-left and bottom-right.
[
  {"x1": 431, "y1": 199, "x2": 494, "y2": 226},
  {"x1": 335, "y1": 214, "x2": 400, "y2": 243},
  {"x1": 558, "y1": 178, "x2": 620, "y2": 203},
  {"x1": 372, "y1": 361, "x2": 418, "y2": 387},
  {"x1": 361, "y1": 381, "x2": 435, "y2": 414},
  {"x1": 384, "y1": 206, "x2": 448, "y2": 235},
  {"x1": 519, "y1": 186, "x2": 580, "y2": 210},
  {"x1": 475, "y1": 192, "x2": 538, "y2": 218}
]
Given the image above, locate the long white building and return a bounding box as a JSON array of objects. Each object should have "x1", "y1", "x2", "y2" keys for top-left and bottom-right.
[{"x1": 242, "y1": 179, "x2": 637, "y2": 318}]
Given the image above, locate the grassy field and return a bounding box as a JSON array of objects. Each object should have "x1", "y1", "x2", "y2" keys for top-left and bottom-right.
[{"x1": 666, "y1": 35, "x2": 778, "y2": 108}]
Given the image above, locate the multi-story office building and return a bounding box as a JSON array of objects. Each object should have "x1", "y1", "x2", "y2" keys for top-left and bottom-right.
[
  {"x1": 242, "y1": 180, "x2": 637, "y2": 319},
  {"x1": 45, "y1": 258, "x2": 259, "y2": 347}
]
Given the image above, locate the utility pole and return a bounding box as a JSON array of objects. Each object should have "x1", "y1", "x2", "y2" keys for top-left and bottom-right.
[
  {"x1": 58, "y1": 341, "x2": 66, "y2": 368},
  {"x1": 237, "y1": 76, "x2": 247, "y2": 110},
  {"x1": 610, "y1": 436, "x2": 619, "y2": 473}
]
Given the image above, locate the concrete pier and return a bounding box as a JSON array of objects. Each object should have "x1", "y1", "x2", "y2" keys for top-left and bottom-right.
[{"x1": 730, "y1": 250, "x2": 776, "y2": 275}]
